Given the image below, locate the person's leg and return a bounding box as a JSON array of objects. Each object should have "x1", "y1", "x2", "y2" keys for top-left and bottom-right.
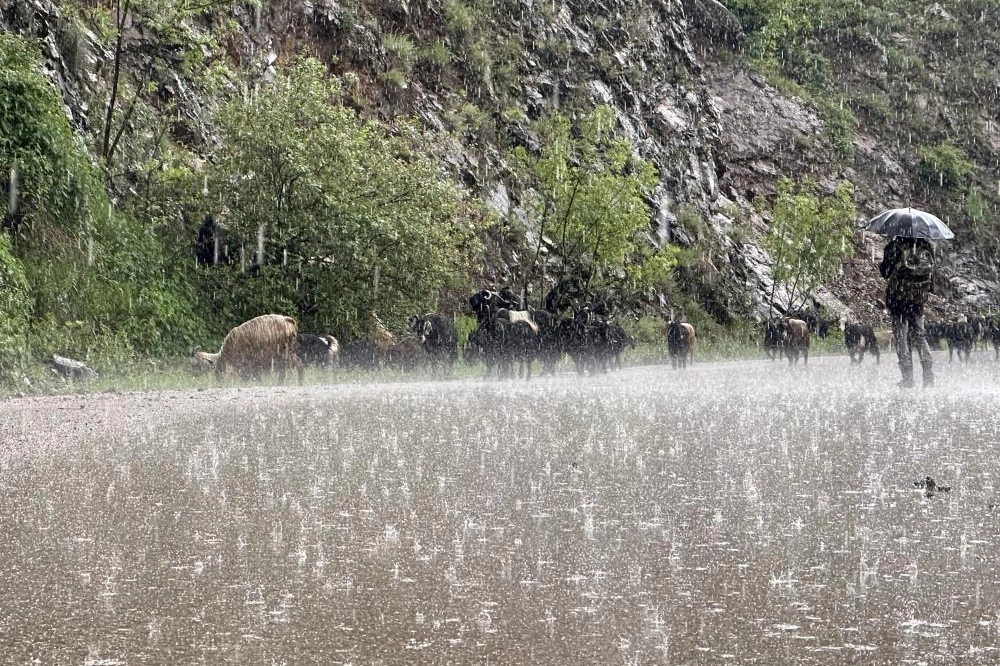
[
  {"x1": 893, "y1": 310, "x2": 913, "y2": 386},
  {"x1": 912, "y1": 311, "x2": 934, "y2": 386}
]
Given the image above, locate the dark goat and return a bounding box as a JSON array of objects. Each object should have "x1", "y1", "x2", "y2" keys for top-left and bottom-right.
[
  {"x1": 605, "y1": 322, "x2": 632, "y2": 371},
  {"x1": 410, "y1": 313, "x2": 458, "y2": 376},
  {"x1": 843, "y1": 323, "x2": 879, "y2": 365},
  {"x1": 666, "y1": 321, "x2": 696, "y2": 369},
  {"x1": 467, "y1": 317, "x2": 538, "y2": 379},
  {"x1": 781, "y1": 318, "x2": 810, "y2": 365},
  {"x1": 298, "y1": 333, "x2": 340, "y2": 367},
  {"x1": 763, "y1": 320, "x2": 783, "y2": 361},
  {"x1": 340, "y1": 339, "x2": 379, "y2": 370},
  {"x1": 382, "y1": 336, "x2": 427, "y2": 371},
  {"x1": 945, "y1": 317, "x2": 974, "y2": 363}
]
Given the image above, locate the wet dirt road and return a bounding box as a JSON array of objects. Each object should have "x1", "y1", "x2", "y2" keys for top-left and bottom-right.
[{"x1": 2, "y1": 351, "x2": 1000, "y2": 664}]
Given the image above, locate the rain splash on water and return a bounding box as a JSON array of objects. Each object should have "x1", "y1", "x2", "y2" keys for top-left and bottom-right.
[{"x1": 1, "y1": 351, "x2": 999, "y2": 664}]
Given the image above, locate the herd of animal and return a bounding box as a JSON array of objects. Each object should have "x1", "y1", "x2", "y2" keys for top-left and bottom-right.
[
  {"x1": 191, "y1": 286, "x2": 641, "y2": 383},
  {"x1": 764, "y1": 311, "x2": 1000, "y2": 367},
  {"x1": 190, "y1": 288, "x2": 1000, "y2": 383}
]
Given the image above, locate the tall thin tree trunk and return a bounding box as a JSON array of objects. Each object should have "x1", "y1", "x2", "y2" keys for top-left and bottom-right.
[{"x1": 101, "y1": 0, "x2": 130, "y2": 163}]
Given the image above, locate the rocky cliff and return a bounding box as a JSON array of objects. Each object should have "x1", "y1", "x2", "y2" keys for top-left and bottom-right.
[{"x1": 4, "y1": 0, "x2": 998, "y2": 327}]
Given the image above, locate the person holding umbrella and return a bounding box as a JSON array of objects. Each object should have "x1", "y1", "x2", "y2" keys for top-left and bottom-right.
[{"x1": 868, "y1": 207, "x2": 954, "y2": 388}]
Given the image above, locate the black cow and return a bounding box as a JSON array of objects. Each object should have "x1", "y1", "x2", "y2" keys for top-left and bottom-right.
[
  {"x1": 410, "y1": 313, "x2": 458, "y2": 376},
  {"x1": 843, "y1": 323, "x2": 879, "y2": 365}
]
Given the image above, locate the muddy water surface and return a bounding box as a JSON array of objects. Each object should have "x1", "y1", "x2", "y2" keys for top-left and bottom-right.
[{"x1": 2, "y1": 353, "x2": 1000, "y2": 664}]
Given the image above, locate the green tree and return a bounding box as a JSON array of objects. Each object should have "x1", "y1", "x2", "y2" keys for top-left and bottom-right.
[
  {"x1": 513, "y1": 105, "x2": 673, "y2": 305},
  {"x1": 98, "y1": 0, "x2": 229, "y2": 170},
  {"x1": 760, "y1": 177, "x2": 856, "y2": 310},
  {"x1": 199, "y1": 57, "x2": 486, "y2": 335}
]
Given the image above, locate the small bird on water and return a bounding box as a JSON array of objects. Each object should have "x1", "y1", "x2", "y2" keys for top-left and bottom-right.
[{"x1": 913, "y1": 476, "x2": 950, "y2": 493}]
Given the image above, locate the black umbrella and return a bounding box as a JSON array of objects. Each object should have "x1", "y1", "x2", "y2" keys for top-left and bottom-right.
[{"x1": 865, "y1": 207, "x2": 954, "y2": 240}]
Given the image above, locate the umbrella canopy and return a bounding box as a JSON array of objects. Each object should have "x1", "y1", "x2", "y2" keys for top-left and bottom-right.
[{"x1": 866, "y1": 207, "x2": 954, "y2": 240}]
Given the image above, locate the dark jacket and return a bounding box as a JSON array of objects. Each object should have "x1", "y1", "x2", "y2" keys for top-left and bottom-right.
[{"x1": 880, "y1": 237, "x2": 932, "y2": 314}]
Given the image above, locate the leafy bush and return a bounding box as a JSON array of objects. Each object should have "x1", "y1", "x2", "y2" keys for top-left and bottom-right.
[
  {"x1": 198, "y1": 57, "x2": 486, "y2": 338},
  {"x1": 812, "y1": 96, "x2": 858, "y2": 159},
  {"x1": 419, "y1": 39, "x2": 452, "y2": 69},
  {"x1": 444, "y1": 0, "x2": 475, "y2": 37},
  {"x1": 622, "y1": 315, "x2": 665, "y2": 346},
  {"x1": 1, "y1": 33, "x2": 205, "y2": 366},
  {"x1": 384, "y1": 32, "x2": 417, "y2": 70},
  {"x1": 513, "y1": 105, "x2": 673, "y2": 299},
  {"x1": 917, "y1": 143, "x2": 974, "y2": 191},
  {"x1": 0, "y1": 231, "x2": 29, "y2": 380},
  {"x1": 0, "y1": 34, "x2": 100, "y2": 243}
]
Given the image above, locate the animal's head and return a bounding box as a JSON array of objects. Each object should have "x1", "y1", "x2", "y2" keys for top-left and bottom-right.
[
  {"x1": 409, "y1": 315, "x2": 436, "y2": 343},
  {"x1": 469, "y1": 290, "x2": 499, "y2": 321}
]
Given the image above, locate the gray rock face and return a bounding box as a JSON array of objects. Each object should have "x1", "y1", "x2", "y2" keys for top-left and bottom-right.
[{"x1": 4, "y1": 0, "x2": 994, "y2": 326}]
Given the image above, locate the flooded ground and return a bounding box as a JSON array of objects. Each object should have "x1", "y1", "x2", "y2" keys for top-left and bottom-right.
[{"x1": 2, "y1": 350, "x2": 1000, "y2": 664}]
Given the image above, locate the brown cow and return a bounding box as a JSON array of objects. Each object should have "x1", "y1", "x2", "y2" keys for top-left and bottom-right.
[
  {"x1": 195, "y1": 314, "x2": 304, "y2": 384},
  {"x1": 781, "y1": 317, "x2": 810, "y2": 365}
]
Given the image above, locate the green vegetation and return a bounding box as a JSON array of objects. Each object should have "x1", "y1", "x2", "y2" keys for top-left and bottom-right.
[
  {"x1": 195, "y1": 57, "x2": 485, "y2": 337},
  {"x1": 1, "y1": 34, "x2": 203, "y2": 371},
  {"x1": 3, "y1": 0, "x2": 999, "y2": 392},
  {"x1": 1, "y1": 38, "x2": 489, "y2": 385},
  {"x1": 0, "y1": 230, "x2": 30, "y2": 379},
  {"x1": 512, "y1": 105, "x2": 675, "y2": 306},
  {"x1": 760, "y1": 177, "x2": 856, "y2": 311},
  {"x1": 916, "y1": 143, "x2": 975, "y2": 192}
]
